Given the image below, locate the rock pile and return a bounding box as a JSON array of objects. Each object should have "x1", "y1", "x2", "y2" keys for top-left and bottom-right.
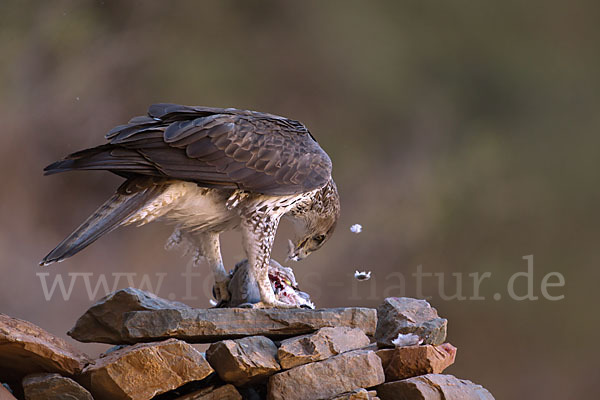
[{"x1": 0, "y1": 289, "x2": 494, "y2": 400}]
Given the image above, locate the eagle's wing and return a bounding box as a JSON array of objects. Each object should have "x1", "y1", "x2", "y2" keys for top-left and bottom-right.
[{"x1": 44, "y1": 103, "x2": 332, "y2": 195}]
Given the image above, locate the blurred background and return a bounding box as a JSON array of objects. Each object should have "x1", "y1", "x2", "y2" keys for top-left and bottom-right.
[{"x1": 1, "y1": 1, "x2": 599, "y2": 398}]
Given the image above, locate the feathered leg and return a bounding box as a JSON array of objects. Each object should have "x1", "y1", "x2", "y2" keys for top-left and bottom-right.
[
  {"x1": 240, "y1": 215, "x2": 296, "y2": 308},
  {"x1": 194, "y1": 231, "x2": 231, "y2": 304}
]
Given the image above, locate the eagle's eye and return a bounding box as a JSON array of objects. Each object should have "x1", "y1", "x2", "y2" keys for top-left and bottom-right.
[{"x1": 313, "y1": 234, "x2": 326, "y2": 244}]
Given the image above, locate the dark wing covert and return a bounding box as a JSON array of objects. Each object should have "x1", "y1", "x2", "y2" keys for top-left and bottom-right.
[{"x1": 44, "y1": 103, "x2": 332, "y2": 196}]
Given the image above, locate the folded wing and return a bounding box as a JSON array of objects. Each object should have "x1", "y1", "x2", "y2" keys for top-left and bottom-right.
[{"x1": 44, "y1": 103, "x2": 332, "y2": 196}]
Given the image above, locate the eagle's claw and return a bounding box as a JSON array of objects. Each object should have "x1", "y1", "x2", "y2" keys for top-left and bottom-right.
[{"x1": 212, "y1": 278, "x2": 231, "y2": 304}]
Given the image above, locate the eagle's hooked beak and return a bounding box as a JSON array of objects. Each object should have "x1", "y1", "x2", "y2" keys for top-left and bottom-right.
[{"x1": 286, "y1": 239, "x2": 306, "y2": 262}]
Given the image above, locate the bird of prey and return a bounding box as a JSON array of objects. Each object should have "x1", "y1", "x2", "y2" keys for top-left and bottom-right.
[{"x1": 40, "y1": 103, "x2": 340, "y2": 308}]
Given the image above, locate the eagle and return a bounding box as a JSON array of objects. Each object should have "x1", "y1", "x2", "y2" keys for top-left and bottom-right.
[{"x1": 40, "y1": 103, "x2": 340, "y2": 308}]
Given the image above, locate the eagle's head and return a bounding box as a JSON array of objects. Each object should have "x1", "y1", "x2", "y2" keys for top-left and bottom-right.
[{"x1": 287, "y1": 179, "x2": 340, "y2": 261}]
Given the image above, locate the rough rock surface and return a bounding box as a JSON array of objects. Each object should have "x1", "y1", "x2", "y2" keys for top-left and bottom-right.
[
  {"x1": 79, "y1": 338, "x2": 213, "y2": 400},
  {"x1": 22, "y1": 373, "x2": 93, "y2": 400},
  {"x1": 376, "y1": 374, "x2": 494, "y2": 400},
  {"x1": 267, "y1": 350, "x2": 385, "y2": 400},
  {"x1": 3, "y1": 289, "x2": 496, "y2": 400},
  {"x1": 0, "y1": 314, "x2": 91, "y2": 381},
  {"x1": 175, "y1": 384, "x2": 242, "y2": 400},
  {"x1": 0, "y1": 385, "x2": 17, "y2": 400},
  {"x1": 278, "y1": 327, "x2": 370, "y2": 369},
  {"x1": 329, "y1": 388, "x2": 379, "y2": 399},
  {"x1": 117, "y1": 307, "x2": 376, "y2": 344},
  {"x1": 68, "y1": 287, "x2": 190, "y2": 344},
  {"x1": 375, "y1": 298, "x2": 447, "y2": 347},
  {"x1": 376, "y1": 344, "x2": 456, "y2": 381},
  {"x1": 206, "y1": 336, "x2": 280, "y2": 386}
]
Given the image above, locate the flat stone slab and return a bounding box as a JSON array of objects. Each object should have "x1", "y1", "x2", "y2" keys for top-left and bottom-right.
[
  {"x1": 67, "y1": 287, "x2": 376, "y2": 345},
  {"x1": 22, "y1": 373, "x2": 93, "y2": 400},
  {"x1": 278, "y1": 327, "x2": 370, "y2": 369},
  {"x1": 375, "y1": 298, "x2": 447, "y2": 347},
  {"x1": 77, "y1": 307, "x2": 375, "y2": 344},
  {"x1": 68, "y1": 287, "x2": 190, "y2": 344},
  {"x1": 376, "y1": 374, "x2": 494, "y2": 400},
  {"x1": 267, "y1": 350, "x2": 385, "y2": 400},
  {"x1": 206, "y1": 336, "x2": 280, "y2": 386},
  {"x1": 376, "y1": 343, "x2": 456, "y2": 381},
  {"x1": 0, "y1": 314, "x2": 91, "y2": 382},
  {"x1": 79, "y1": 338, "x2": 213, "y2": 400}
]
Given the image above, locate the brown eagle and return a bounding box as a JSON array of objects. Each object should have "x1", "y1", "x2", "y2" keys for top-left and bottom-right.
[{"x1": 40, "y1": 103, "x2": 340, "y2": 308}]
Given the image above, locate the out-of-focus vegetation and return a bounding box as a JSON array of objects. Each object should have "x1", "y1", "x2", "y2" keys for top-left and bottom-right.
[{"x1": 1, "y1": 1, "x2": 598, "y2": 398}]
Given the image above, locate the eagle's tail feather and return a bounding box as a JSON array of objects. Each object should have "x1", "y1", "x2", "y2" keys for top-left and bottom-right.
[
  {"x1": 40, "y1": 184, "x2": 163, "y2": 266},
  {"x1": 43, "y1": 144, "x2": 157, "y2": 176}
]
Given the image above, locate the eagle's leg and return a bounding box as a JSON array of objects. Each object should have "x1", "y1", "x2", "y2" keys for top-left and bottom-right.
[
  {"x1": 241, "y1": 215, "x2": 297, "y2": 309},
  {"x1": 196, "y1": 231, "x2": 231, "y2": 304}
]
